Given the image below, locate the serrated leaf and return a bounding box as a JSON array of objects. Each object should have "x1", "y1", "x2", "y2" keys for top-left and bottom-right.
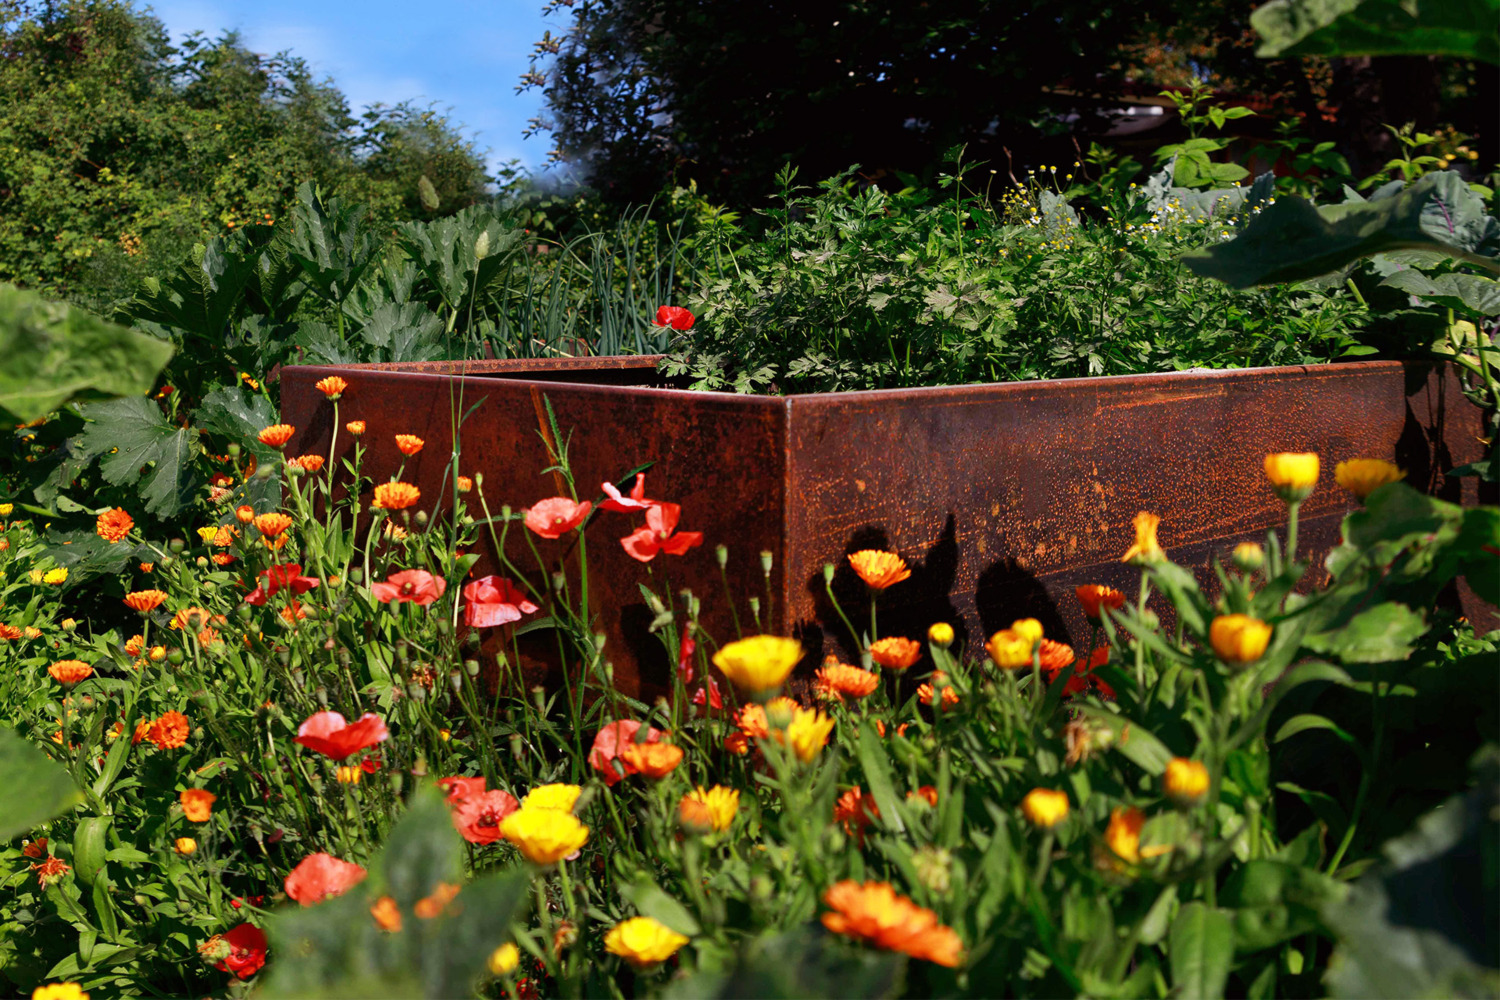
[
  {"x1": 1251, "y1": 0, "x2": 1500, "y2": 63},
  {"x1": 76, "y1": 397, "x2": 200, "y2": 516},
  {"x1": 125, "y1": 239, "x2": 259, "y2": 342},
  {"x1": 0, "y1": 284, "x2": 174, "y2": 422}
]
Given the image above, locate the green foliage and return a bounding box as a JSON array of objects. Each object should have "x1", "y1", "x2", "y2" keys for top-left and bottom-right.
[
  {"x1": 1251, "y1": 0, "x2": 1500, "y2": 63},
  {"x1": 258, "y1": 791, "x2": 532, "y2": 999},
  {"x1": 0, "y1": 728, "x2": 84, "y2": 842},
  {"x1": 0, "y1": 283, "x2": 174, "y2": 422},
  {"x1": 0, "y1": 0, "x2": 489, "y2": 302},
  {"x1": 664, "y1": 162, "x2": 1370, "y2": 393}
]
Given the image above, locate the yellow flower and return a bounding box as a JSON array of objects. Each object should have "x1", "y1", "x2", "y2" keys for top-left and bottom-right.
[
  {"x1": 784, "y1": 707, "x2": 834, "y2": 763},
  {"x1": 1208, "y1": 614, "x2": 1272, "y2": 665},
  {"x1": 336, "y1": 765, "x2": 362, "y2": 784},
  {"x1": 1020, "y1": 788, "x2": 1070, "y2": 829},
  {"x1": 712, "y1": 634, "x2": 802, "y2": 697},
  {"x1": 1163, "y1": 758, "x2": 1210, "y2": 807},
  {"x1": 174, "y1": 837, "x2": 197, "y2": 855},
  {"x1": 1103, "y1": 806, "x2": 1144, "y2": 864},
  {"x1": 196, "y1": 526, "x2": 218, "y2": 544},
  {"x1": 984, "y1": 629, "x2": 1031, "y2": 669},
  {"x1": 927, "y1": 622, "x2": 954, "y2": 647},
  {"x1": 1231, "y1": 542, "x2": 1264, "y2": 571},
  {"x1": 1010, "y1": 618, "x2": 1043, "y2": 647},
  {"x1": 1121, "y1": 511, "x2": 1164, "y2": 564},
  {"x1": 681, "y1": 785, "x2": 739, "y2": 832},
  {"x1": 604, "y1": 916, "x2": 689, "y2": 968},
  {"x1": 0, "y1": 503, "x2": 12, "y2": 516},
  {"x1": 43, "y1": 567, "x2": 67, "y2": 585},
  {"x1": 32, "y1": 985, "x2": 88, "y2": 1000},
  {"x1": 499, "y1": 807, "x2": 589, "y2": 865},
  {"x1": 523, "y1": 783, "x2": 582, "y2": 812},
  {"x1": 1335, "y1": 459, "x2": 1404, "y2": 501},
  {"x1": 1264, "y1": 452, "x2": 1319, "y2": 502},
  {"x1": 488, "y1": 942, "x2": 520, "y2": 976}
]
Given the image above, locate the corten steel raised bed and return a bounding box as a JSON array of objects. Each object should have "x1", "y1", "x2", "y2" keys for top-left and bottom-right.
[{"x1": 280, "y1": 357, "x2": 1490, "y2": 699}]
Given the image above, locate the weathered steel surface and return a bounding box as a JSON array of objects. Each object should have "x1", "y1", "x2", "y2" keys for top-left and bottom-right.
[{"x1": 281, "y1": 358, "x2": 1489, "y2": 697}]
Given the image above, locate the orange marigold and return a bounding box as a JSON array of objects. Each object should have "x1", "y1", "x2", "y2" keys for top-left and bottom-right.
[
  {"x1": 315, "y1": 375, "x2": 348, "y2": 399},
  {"x1": 848, "y1": 550, "x2": 911, "y2": 590},
  {"x1": 150, "y1": 710, "x2": 190, "y2": 750},
  {"x1": 291, "y1": 454, "x2": 325, "y2": 473},
  {"x1": 235, "y1": 505, "x2": 255, "y2": 524},
  {"x1": 131, "y1": 719, "x2": 152, "y2": 745},
  {"x1": 123, "y1": 590, "x2": 166, "y2": 614},
  {"x1": 833, "y1": 787, "x2": 880, "y2": 842},
  {"x1": 180, "y1": 787, "x2": 216, "y2": 822},
  {"x1": 917, "y1": 671, "x2": 959, "y2": 709},
  {"x1": 371, "y1": 895, "x2": 402, "y2": 932},
  {"x1": 456, "y1": 476, "x2": 473, "y2": 493},
  {"x1": 31, "y1": 855, "x2": 70, "y2": 885},
  {"x1": 124, "y1": 634, "x2": 145, "y2": 656},
  {"x1": 95, "y1": 508, "x2": 134, "y2": 543},
  {"x1": 346, "y1": 420, "x2": 366, "y2": 436},
  {"x1": 372, "y1": 482, "x2": 420, "y2": 510},
  {"x1": 211, "y1": 525, "x2": 237, "y2": 547},
  {"x1": 414, "y1": 882, "x2": 461, "y2": 919},
  {"x1": 814, "y1": 659, "x2": 880, "y2": 700},
  {"x1": 735, "y1": 703, "x2": 770, "y2": 740},
  {"x1": 170, "y1": 607, "x2": 215, "y2": 630},
  {"x1": 139, "y1": 562, "x2": 154, "y2": 573},
  {"x1": 869, "y1": 636, "x2": 921, "y2": 671},
  {"x1": 49, "y1": 660, "x2": 93, "y2": 685},
  {"x1": 257, "y1": 424, "x2": 295, "y2": 448},
  {"x1": 821, "y1": 881, "x2": 963, "y2": 967},
  {"x1": 23, "y1": 626, "x2": 42, "y2": 639},
  {"x1": 253, "y1": 513, "x2": 293, "y2": 538},
  {"x1": 0, "y1": 624, "x2": 23, "y2": 640},
  {"x1": 1075, "y1": 584, "x2": 1126, "y2": 621},
  {"x1": 212, "y1": 553, "x2": 236, "y2": 566},
  {"x1": 1037, "y1": 639, "x2": 1075, "y2": 673},
  {"x1": 395, "y1": 434, "x2": 424, "y2": 456},
  {"x1": 618, "y1": 741, "x2": 684, "y2": 779}
]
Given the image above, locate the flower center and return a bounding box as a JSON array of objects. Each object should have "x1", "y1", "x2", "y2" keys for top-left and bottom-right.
[{"x1": 401, "y1": 582, "x2": 415, "y2": 595}]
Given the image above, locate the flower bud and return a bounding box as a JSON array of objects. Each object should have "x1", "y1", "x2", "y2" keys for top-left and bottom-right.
[
  {"x1": 227, "y1": 443, "x2": 241, "y2": 457},
  {"x1": 349, "y1": 567, "x2": 364, "y2": 584},
  {"x1": 448, "y1": 670, "x2": 462, "y2": 694},
  {"x1": 928, "y1": 622, "x2": 955, "y2": 647},
  {"x1": 414, "y1": 510, "x2": 428, "y2": 527},
  {"x1": 822, "y1": 562, "x2": 835, "y2": 584},
  {"x1": 1163, "y1": 757, "x2": 1210, "y2": 807},
  {"x1": 167, "y1": 649, "x2": 185, "y2": 666},
  {"x1": 760, "y1": 550, "x2": 774, "y2": 575},
  {"x1": 1231, "y1": 542, "x2": 1264, "y2": 572},
  {"x1": 464, "y1": 658, "x2": 480, "y2": 677},
  {"x1": 169, "y1": 538, "x2": 185, "y2": 553},
  {"x1": 715, "y1": 544, "x2": 728, "y2": 569},
  {"x1": 314, "y1": 685, "x2": 328, "y2": 707}
]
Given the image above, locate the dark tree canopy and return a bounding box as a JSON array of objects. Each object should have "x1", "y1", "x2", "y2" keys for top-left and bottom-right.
[{"x1": 521, "y1": 0, "x2": 1496, "y2": 205}]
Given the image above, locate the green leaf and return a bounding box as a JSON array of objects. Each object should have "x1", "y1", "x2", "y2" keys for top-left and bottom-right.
[
  {"x1": 1303, "y1": 601, "x2": 1428, "y2": 663},
  {"x1": 621, "y1": 876, "x2": 702, "y2": 936},
  {"x1": 40, "y1": 529, "x2": 136, "y2": 587},
  {"x1": 856, "y1": 720, "x2": 906, "y2": 834},
  {"x1": 285, "y1": 182, "x2": 377, "y2": 304},
  {"x1": 1221, "y1": 860, "x2": 1345, "y2": 952},
  {"x1": 1169, "y1": 902, "x2": 1235, "y2": 999},
  {"x1": 75, "y1": 396, "x2": 201, "y2": 516},
  {"x1": 398, "y1": 207, "x2": 523, "y2": 314},
  {"x1": 1323, "y1": 748, "x2": 1500, "y2": 997},
  {"x1": 660, "y1": 927, "x2": 904, "y2": 1000},
  {"x1": 1182, "y1": 172, "x2": 1500, "y2": 288},
  {"x1": 0, "y1": 283, "x2": 174, "y2": 422},
  {"x1": 1380, "y1": 270, "x2": 1500, "y2": 316},
  {"x1": 1275, "y1": 713, "x2": 1359, "y2": 747},
  {"x1": 0, "y1": 727, "x2": 85, "y2": 841},
  {"x1": 125, "y1": 239, "x2": 259, "y2": 342},
  {"x1": 1074, "y1": 705, "x2": 1173, "y2": 776},
  {"x1": 72, "y1": 816, "x2": 111, "y2": 887},
  {"x1": 1251, "y1": 0, "x2": 1500, "y2": 63}
]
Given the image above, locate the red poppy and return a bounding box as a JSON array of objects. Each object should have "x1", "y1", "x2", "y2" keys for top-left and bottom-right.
[
  {"x1": 284, "y1": 852, "x2": 368, "y2": 906},
  {"x1": 451, "y1": 788, "x2": 520, "y2": 844},
  {"x1": 600, "y1": 473, "x2": 658, "y2": 513},
  {"x1": 621, "y1": 503, "x2": 704, "y2": 563},
  {"x1": 524, "y1": 497, "x2": 592, "y2": 539},
  {"x1": 462, "y1": 575, "x2": 539, "y2": 628},
  {"x1": 438, "y1": 775, "x2": 487, "y2": 804},
  {"x1": 678, "y1": 632, "x2": 696, "y2": 685},
  {"x1": 216, "y1": 922, "x2": 268, "y2": 979},
  {"x1": 370, "y1": 569, "x2": 446, "y2": 606},
  {"x1": 360, "y1": 756, "x2": 382, "y2": 774},
  {"x1": 653, "y1": 305, "x2": 695, "y2": 330},
  {"x1": 245, "y1": 563, "x2": 321, "y2": 605},
  {"x1": 229, "y1": 894, "x2": 266, "y2": 910},
  {"x1": 589, "y1": 719, "x2": 664, "y2": 786},
  {"x1": 692, "y1": 675, "x2": 724, "y2": 711},
  {"x1": 294, "y1": 711, "x2": 390, "y2": 760}
]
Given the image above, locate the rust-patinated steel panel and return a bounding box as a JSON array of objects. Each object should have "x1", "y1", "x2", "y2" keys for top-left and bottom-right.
[{"x1": 281, "y1": 358, "x2": 1489, "y2": 698}]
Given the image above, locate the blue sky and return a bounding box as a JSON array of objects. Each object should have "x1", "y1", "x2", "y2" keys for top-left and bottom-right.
[{"x1": 144, "y1": 0, "x2": 557, "y2": 173}]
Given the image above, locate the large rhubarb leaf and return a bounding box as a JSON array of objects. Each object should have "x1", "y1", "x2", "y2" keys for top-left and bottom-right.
[
  {"x1": 75, "y1": 396, "x2": 200, "y2": 516},
  {"x1": 1251, "y1": 0, "x2": 1499, "y2": 63}
]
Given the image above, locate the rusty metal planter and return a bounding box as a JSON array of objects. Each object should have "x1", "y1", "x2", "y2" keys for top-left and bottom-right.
[{"x1": 280, "y1": 357, "x2": 1489, "y2": 698}]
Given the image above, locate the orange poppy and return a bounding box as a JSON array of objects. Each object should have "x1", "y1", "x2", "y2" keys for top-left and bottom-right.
[{"x1": 371, "y1": 895, "x2": 402, "y2": 932}]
